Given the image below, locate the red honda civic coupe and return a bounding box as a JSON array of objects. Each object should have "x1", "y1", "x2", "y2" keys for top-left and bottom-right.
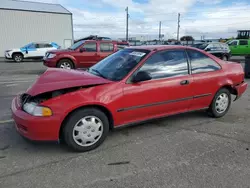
[{"x1": 11, "y1": 45, "x2": 247, "y2": 152}]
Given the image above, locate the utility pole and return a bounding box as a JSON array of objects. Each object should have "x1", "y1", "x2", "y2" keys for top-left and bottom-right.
[
  {"x1": 125, "y1": 7, "x2": 129, "y2": 41},
  {"x1": 159, "y1": 21, "x2": 161, "y2": 42},
  {"x1": 177, "y1": 13, "x2": 180, "y2": 41}
]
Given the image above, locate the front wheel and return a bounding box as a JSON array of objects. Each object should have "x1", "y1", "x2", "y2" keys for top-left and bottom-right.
[
  {"x1": 63, "y1": 108, "x2": 109, "y2": 152},
  {"x1": 208, "y1": 88, "x2": 231, "y2": 118},
  {"x1": 57, "y1": 59, "x2": 74, "y2": 69},
  {"x1": 13, "y1": 53, "x2": 23, "y2": 62}
]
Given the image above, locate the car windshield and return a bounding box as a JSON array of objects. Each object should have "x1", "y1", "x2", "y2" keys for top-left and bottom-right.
[
  {"x1": 69, "y1": 40, "x2": 85, "y2": 50},
  {"x1": 196, "y1": 43, "x2": 209, "y2": 50},
  {"x1": 88, "y1": 49, "x2": 150, "y2": 81},
  {"x1": 22, "y1": 43, "x2": 33, "y2": 48}
]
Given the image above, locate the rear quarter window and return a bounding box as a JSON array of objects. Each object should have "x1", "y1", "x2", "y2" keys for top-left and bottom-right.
[
  {"x1": 100, "y1": 43, "x2": 114, "y2": 52},
  {"x1": 239, "y1": 40, "x2": 248, "y2": 45},
  {"x1": 187, "y1": 50, "x2": 221, "y2": 74}
]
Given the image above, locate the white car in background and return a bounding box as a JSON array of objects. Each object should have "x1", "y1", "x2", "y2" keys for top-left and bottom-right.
[{"x1": 5, "y1": 42, "x2": 60, "y2": 62}]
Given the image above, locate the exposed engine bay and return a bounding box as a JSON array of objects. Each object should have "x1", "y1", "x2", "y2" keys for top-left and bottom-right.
[{"x1": 20, "y1": 84, "x2": 101, "y2": 105}]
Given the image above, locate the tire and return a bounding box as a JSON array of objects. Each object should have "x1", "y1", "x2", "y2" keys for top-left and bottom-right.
[
  {"x1": 13, "y1": 53, "x2": 23, "y2": 62},
  {"x1": 57, "y1": 59, "x2": 74, "y2": 69},
  {"x1": 207, "y1": 88, "x2": 231, "y2": 118},
  {"x1": 63, "y1": 108, "x2": 109, "y2": 152},
  {"x1": 222, "y1": 55, "x2": 228, "y2": 61}
]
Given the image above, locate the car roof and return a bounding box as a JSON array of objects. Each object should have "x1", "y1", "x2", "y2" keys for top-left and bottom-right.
[
  {"x1": 80, "y1": 40, "x2": 117, "y2": 43},
  {"x1": 126, "y1": 45, "x2": 193, "y2": 51},
  {"x1": 206, "y1": 42, "x2": 225, "y2": 44},
  {"x1": 32, "y1": 42, "x2": 56, "y2": 44}
]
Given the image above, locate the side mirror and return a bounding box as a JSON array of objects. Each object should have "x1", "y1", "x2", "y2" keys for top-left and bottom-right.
[
  {"x1": 132, "y1": 71, "x2": 152, "y2": 83},
  {"x1": 205, "y1": 48, "x2": 211, "y2": 51},
  {"x1": 79, "y1": 48, "x2": 86, "y2": 53}
]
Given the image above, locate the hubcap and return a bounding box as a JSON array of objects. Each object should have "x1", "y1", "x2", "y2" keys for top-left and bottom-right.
[
  {"x1": 15, "y1": 55, "x2": 22, "y2": 62},
  {"x1": 60, "y1": 62, "x2": 71, "y2": 69},
  {"x1": 215, "y1": 93, "x2": 229, "y2": 114},
  {"x1": 73, "y1": 116, "x2": 103, "y2": 147}
]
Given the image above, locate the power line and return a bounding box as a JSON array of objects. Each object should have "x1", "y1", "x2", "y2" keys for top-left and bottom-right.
[
  {"x1": 143, "y1": 8, "x2": 250, "y2": 16},
  {"x1": 180, "y1": 17, "x2": 250, "y2": 21},
  {"x1": 73, "y1": 18, "x2": 250, "y2": 30},
  {"x1": 183, "y1": 20, "x2": 250, "y2": 27},
  {"x1": 129, "y1": 17, "x2": 250, "y2": 25}
]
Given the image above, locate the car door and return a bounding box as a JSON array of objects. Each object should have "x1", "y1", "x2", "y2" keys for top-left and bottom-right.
[
  {"x1": 213, "y1": 43, "x2": 224, "y2": 58},
  {"x1": 187, "y1": 49, "x2": 223, "y2": 110},
  {"x1": 44, "y1": 43, "x2": 55, "y2": 52},
  {"x1": 238, "y1": 40, "x2": 249, "y2": 55},
  {"x1": 206, "y1": 43, "x2": 221, "y2": 58},
  {"x1": 77, "y1": 42, "x2": 99, "y2": 68},
  {"x1": 35, "y1": 43, "x2": 49, "y2": 57},
  {"x1": 229, "y1": 40, "x2": 240, "y2": 55},
  {"x1": 248, "y1": 40, "x2": 250, "y2": 55},
  {"x1": 22, "y1": 43, "x2": 37, "y2": 58},
  {"x1": 119, "y1": 49, "x2": 194, "y2": 125},
  {"x1": 99, "y1": 42, "x2": 114, "y2": 61}
]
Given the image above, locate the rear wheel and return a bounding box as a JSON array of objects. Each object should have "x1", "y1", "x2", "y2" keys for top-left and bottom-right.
[
  {"x1": 57, "y1": 59, "x2": 74, "y2": 69},
  {"x1": 13, "y1": 53, "x2": 23, "y2": 62},
  {"x1": 208, "y1": 88, "x2": 231, "y2": 118},
  {"x1": 222, "y1": 55, "x2": 228, "y2": 61},
  {"x1": 63, "y1": 108, "x2": 109, "y2": 152}
]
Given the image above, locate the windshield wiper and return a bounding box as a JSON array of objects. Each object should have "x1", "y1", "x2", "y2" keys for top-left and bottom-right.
[{"x1": 91, "y1": 69, "x2": 108, "y2": 79}]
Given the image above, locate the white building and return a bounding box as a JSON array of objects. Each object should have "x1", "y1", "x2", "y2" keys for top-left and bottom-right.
[{"x1": 0, "y1": 0, "x2": 73, "y2": 57}]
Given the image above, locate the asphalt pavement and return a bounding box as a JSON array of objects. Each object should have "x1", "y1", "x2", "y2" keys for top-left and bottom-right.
[{"x1": 0, "y1": 59, "x2": 250, "y2": 188}]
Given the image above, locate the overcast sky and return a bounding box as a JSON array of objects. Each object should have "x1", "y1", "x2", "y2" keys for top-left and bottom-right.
[{"x1": 21, "y1": 0, "x2": 250, "y2": 40}]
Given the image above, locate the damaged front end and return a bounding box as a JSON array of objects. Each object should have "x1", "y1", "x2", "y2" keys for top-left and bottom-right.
[{"x1": 19, "y1": 86, "x2": 92, "y2": 117}]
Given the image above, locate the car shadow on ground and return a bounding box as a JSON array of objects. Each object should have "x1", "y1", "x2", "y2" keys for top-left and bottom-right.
[
  {"x1": 112, "y1": 110, "x2": 209, "y2": 134},
  {"x1": 0, "y1": 59, "x2": 42, "y2": 63},
  {"x1": 17, "y1": 69, "x2": 47, "y2": 75},
  {"x1": 1, "y1": 110, "x2": 210, "y2": 154}
]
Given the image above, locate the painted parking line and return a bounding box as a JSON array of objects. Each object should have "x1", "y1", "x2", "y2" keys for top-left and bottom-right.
[
  {"x1": 0, "y1": 80, "x2": 33, "y2": 85},
  {"x1": 6, "y1": 84, "x2": 18, "y2": 87},
  {"x1": 0, "y1": 119, "x2": 14, "y2": 124}
]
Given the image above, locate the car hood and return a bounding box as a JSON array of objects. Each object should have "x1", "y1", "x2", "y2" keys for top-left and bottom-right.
[
  {"x1": 6, "y1": 48, "x2": 21, "y2": 52},
  {"x1": 26, "y1": 68, "x2": 113, "y2": 96}
]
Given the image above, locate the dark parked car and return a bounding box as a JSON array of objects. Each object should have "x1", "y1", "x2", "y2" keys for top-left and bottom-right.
[{"x1": 194, "y1": 42, "x2": 231, "y2": 61}]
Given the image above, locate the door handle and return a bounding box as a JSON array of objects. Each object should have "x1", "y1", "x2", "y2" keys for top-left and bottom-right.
[{"x1": 180, "y1": 80, "x2": 189, "y2": 85}]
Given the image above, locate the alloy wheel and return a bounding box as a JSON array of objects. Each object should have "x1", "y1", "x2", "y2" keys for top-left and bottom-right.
[
  {"x1": 60, "y1": 62, "x2": 72, "y2": 69},
  {"x1": 15, "y1": 55, "x2": 22, "y2": 62}
]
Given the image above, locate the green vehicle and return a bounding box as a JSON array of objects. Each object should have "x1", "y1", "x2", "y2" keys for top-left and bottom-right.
[{"x1": 226, "y1": 39, "x2": 250, "y2": 55}]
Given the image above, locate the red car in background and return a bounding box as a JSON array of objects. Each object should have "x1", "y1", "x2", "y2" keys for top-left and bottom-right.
[
  {"x1": 117, "y1": 41, "x2": 130, "y2": 49},
  {"x1": 43, "y1": 40, "x2": 121, "y2": 69},
  {"x1": 12, "y1": 45, "x2": 247, "y2": 152}
]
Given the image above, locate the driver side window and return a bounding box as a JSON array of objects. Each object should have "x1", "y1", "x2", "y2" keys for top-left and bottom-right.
[
  {"x1": 138, "y1": 50, "x2": 189, "y2": 80},
  {"x1": 83, "y1": 43, "x2": 97, "y2": 52},
  {"x1": 28, "y1": 43, "x2": 36, "y2": 49},
  {"x1": 229, "y1": 40, "x2": 238, "y2": 46}
]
